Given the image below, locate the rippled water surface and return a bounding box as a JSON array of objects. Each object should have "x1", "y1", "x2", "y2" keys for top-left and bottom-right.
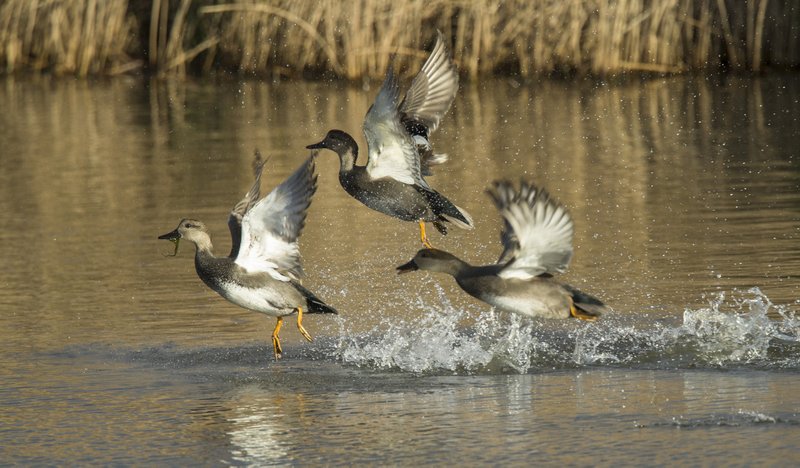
[{"x1": 1, "y1": 75, "x2": 799, "y2": 465}]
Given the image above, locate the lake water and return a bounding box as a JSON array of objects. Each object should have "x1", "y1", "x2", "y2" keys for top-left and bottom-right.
[{"x1": 1, "y1": 73, "x2": 798, "y2": 465}]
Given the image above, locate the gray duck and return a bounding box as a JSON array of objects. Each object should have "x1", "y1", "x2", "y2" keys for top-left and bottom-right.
[
  {"x1": 397, "y1": 181, "x2": 610, "y2": 320},
  {"x1": 307, "y1": 31, "x2": 473, "y2": 247},
  {"x1": 159, "y1": 153, "x2": 337, "y2": 359}
]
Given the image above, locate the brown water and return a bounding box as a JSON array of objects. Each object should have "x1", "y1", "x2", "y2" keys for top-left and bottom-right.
[{"x1": 1, "y1": 74, "x2": 799, "y2": 465}]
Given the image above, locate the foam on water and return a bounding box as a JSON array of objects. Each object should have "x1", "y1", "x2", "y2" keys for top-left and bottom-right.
[
  {"x1": 330, "y1": 287, "x2": 800, "y2": 374},
  {"x1": 666, "y1": 288, "x2": 800, "y2": 367},
  {"x1": 332, "y1": 287, "x2": 495, "y2": 373}
]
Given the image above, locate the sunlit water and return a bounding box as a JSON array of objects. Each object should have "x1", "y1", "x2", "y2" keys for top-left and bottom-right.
[{"x1": 1, "y1": 74, "x2": 798, "y2": 465}]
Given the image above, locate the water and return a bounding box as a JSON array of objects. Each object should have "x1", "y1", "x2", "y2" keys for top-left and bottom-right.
[{"x1": 1, "y1": 74, "x2": 799, "y2": 465}]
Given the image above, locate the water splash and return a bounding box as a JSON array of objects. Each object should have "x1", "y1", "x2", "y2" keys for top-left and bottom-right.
[
  {"x1": 334, "y1": 287, "x2": 494, "y2": 374},
  {"x1": 571, "y1": 289, "x2": 800, "y2": 369},
  {"x1": 330, "y1": 287, "x2": 800, "y2": 374},
  {"x1": 666, "y1": 288, "x2": 800, "y2": 367}
]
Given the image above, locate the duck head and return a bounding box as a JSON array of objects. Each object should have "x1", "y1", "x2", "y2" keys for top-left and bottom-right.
[
  {"x1": 397, "y1": 248, "x2": 465, "y2": 276},
  {"x1": 159, "y1": 218, "x2": 212, "y2": 255},
  {"x1": 307, "y1": 130, "x2": 359, "y2": 171}
]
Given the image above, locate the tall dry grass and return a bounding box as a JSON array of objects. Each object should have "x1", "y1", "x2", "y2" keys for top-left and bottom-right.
[
  {"x1": 198, "y1": 0, "x2": 437, "y2": 79},
  {"x1": 193, "y1": 0, "x2": 800, "y2": 78},
  {"x1": 0, "y1": 0, "x2": 138, "y2": 76},
  {"x1": 149, "y1": 0, "x2": 220, "y2": 76},
  {"x1": 0, "y1": 0, "x2": 797, "y2": 78}
]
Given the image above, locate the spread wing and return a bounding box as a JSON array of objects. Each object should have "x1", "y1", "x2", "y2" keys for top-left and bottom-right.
[
  {"x1": 234, "y1": 155, "x2": 317, "y2": 281},
  {"x1": 228, "y1": 150, "x2": 266, "y2": 258},
  {"x1": 399, "y1": 31, "x2": 459, "y2": 176},
  {"x1": 487, "y1": 181, "x2": 574, "y2": 280},
  {"x1": 363, "y1": 67, "x2": 428, "y2": 188},
  {"x1": 399, "y1": 30, "x2": 458, "y2": 136}
]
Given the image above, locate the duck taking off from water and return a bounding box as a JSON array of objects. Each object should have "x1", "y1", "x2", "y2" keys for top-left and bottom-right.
[
  {"x1": 307, "y1": 31, "x2": 473, "y2": 248},
  {"x1": 159, "y1": 152, "x2": 337, "y2": 359},
  {"x1": 397, "y1": 181, "x2": 610, "y2": 321}
]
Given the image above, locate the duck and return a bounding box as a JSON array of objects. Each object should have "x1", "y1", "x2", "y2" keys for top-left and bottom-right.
[
  {"x1": 306, "y1": 31, "x2": 473, "y2": 248},
  {"x1": 396, "y1": 180, "x2": 610, "y2": 320},
  {"x1": 159, "y1": 152, "x2": 337, "y2": 359}
]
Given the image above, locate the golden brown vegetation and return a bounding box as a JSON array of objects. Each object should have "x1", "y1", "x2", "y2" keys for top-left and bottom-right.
[
  {"x1": 0, "y1": 0, "x2": 137, "y2": 75},
  {"x1": 1, "y1": 0, "x2": 798, "y2": 78}
]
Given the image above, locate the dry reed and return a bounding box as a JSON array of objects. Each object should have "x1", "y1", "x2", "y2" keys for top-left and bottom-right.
[
  {"x1": 168, "y1": 0, "x2": 800, "y2": 78},
  {"x1": 0, "y1": 0, "x2": 798, "y2": 78},
  {"x1": 0, "y1": 0, "x2": 138, "y2": 76}
]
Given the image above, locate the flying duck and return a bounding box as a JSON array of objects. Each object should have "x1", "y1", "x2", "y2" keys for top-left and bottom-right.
[
  {"x1": 397, "y1": 181, "x2": 610, "y2": 320},
  {"x1": 159, "y1": 153, "x2": 337, "y2": 359},
  {"x1": 307, "y1": 31, "x2": 473, "y2": 247}
]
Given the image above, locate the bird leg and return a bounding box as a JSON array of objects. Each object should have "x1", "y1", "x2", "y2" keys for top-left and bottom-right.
[
  {"x1": 271, "y1": 317, "x2": 284, "y2": 359},
  {"x1": 418, "y1": 221, "x2": 434, "y2": 248},
  {"x1": 296, "y1": 306, "x2": 313, "y2": 342}
]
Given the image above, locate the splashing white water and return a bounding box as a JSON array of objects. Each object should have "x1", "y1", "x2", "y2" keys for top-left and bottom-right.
[
  {"x1": 335, "y1": 287, "x2": 493, "y2": 373},
  {"x1": 572, "y1": 287, "x2": 800, "y2": 367},
  {"x1": 669, "y1": 288, "x2": 800, "y2": 365},
  {"x1": 330, "y1": 286, "x2": 799, "y2": 374}
]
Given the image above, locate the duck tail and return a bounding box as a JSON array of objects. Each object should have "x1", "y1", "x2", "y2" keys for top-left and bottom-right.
[
  {"x1": 565, "y1": 285, "x2": 611, "y2": 319},
  {"x1": 296, "y1": 283, "x2": 338, "y2": 314},
  {"x1": 574, "y1": 303, "x2": 605, "y2": 318},
  {"x1": 441, "y1": 203, "x2": 474, "y2": 230},
  {"x1": 420, "y1": 188, "x2": 474, "y2": 231},
  {"x1": 307, "y1": 297, "x2": 338, "y2": 315}
]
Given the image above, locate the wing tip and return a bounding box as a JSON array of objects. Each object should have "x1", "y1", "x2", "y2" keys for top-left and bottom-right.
[
  {"x1": 487, "y1": 178, "x2": 575, "y2": 271},
  {"x1": 486, "y1": 179, "x2": 564, "y2": 215}
]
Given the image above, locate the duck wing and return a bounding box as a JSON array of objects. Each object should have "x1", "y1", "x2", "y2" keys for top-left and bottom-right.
[
  {"x1": 399, "y1": 31, "x2": 459, "y2": 176},
  {"x1": 487, "y1": 181, "x2": 574, "y2": 280},
  {"x1": 227, "y1": 150, "x2": 266, "y2": 258},
  {"x1": 235, "y1": 155, "x2": 317, "y2": 281},
  {"x1": 363, "y1": 66, "x2": 429, "y2": 189}
]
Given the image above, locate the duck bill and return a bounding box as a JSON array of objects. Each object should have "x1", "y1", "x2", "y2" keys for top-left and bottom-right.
[
  {"x1": 158, "y1": 229, "x2": 181, "y2": 241},
  {"x1": 158, "y1": 229, "x2": 181, "y2": 257},
  {"x1": 306, "y1": 140, "x2": 326, "y2": 150},
  {"x1": 396, "y1": 259, "x2": 419, "y2": 275}
]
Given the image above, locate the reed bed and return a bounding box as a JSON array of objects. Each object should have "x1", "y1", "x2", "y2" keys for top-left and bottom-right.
[
  {"x1": 1, "y1": 0, "x2": 798, "y2": 78},
  {"x1": 0, "y1": 0, "x2": 137, "y2": 76}
]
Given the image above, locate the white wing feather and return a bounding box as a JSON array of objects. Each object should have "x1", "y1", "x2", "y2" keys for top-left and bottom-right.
[
  {"x1": 399, "y1": 30, "x2": 459, "y2": 135},
  {"x1": 363, "y1": 68, "x2": 428, "y2": 188},
  {"x1": 235, "y1": 156, "x2": 317, "y2": 281},
  {"x1": 227, "y1": 150, "x2": 266, "y2": 258},
  {"x1": 487, "y1": 181, "x2": 574, "y2": 280}
]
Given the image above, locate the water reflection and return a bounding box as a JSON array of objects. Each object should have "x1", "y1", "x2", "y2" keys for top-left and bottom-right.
[
  {"x1": 226, "y1": 385, "x2": 291, "y2": 464},
  {"x1": 178, "y1": 364, "x2": 800, "y2": 465},
  {"x1": 0, "y1": 73, "x2": 798, "y2": 464}
]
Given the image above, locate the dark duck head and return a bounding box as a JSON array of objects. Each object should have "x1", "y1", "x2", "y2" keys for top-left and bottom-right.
[
  {"x1": 396, "y1": 248, "x2": 467, "y2": 276},
  {"x1": 307, "y1": 130, "x2": 359, "y2": 172}
]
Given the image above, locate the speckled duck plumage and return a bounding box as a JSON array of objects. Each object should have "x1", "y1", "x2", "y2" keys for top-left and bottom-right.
[
  {"x1": 159, "y1": 153, "x2": 336, "y2": 358},
  {"x1": 397, "y1": 181, "x2": 610, "y2": 320},
  {"x1": 307, "y1": 31, "x2": 473, "y2": 245}
]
